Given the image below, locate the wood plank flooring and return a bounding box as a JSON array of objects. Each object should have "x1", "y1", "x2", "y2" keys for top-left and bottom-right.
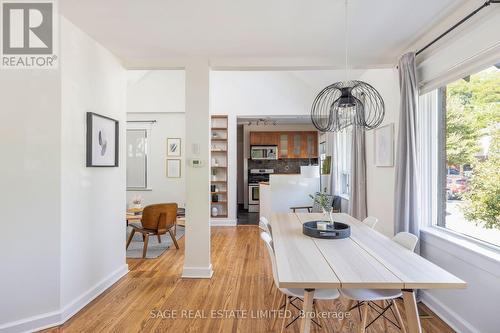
[{"x1": 42, "y1": 226, "x2": 455, "y2": 333}]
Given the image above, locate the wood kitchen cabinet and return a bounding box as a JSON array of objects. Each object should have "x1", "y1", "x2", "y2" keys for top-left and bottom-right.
[
  {"x1": 250, "y1": 132, "x2": 279, "y2": 146},
  {"x1": 251, "y1": 131, "x2": 318, "y2": 158}
]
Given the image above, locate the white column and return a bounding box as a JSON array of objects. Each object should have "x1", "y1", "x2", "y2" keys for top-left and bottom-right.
[{"x1": 182, "y1": 59, "x2": 213, "y2": 278}]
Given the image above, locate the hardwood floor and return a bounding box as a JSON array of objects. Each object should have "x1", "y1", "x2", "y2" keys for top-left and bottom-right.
[{"x1": 42, "y1": 227, "x2": 455, "y2": 333}]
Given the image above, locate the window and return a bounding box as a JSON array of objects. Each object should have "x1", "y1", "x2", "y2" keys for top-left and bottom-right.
[
  {"x1": 126, "y1": 123, "x2": 151, "y2": 190},
  {"x1": 423, "y1": 65, "x2": 500, "y2": 247},
  {"x1": 335, "y1": 128, "x2": 352, "y2": 197}
]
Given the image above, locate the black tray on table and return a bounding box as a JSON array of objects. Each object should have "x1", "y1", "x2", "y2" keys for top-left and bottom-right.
[{"x1": 302, "y1": 221, "x2": 350, "y2": 239}]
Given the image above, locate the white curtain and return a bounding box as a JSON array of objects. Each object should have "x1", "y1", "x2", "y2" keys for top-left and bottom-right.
[
  {"x1": 394, "y1": 52, "x2": 420, "y2": 239},
  {"x1": 349, "y1": 125, "x2": 367, "y2": 220},
  {"x1": 327, "y1": 131, "x2": 338, "y2": 196}
]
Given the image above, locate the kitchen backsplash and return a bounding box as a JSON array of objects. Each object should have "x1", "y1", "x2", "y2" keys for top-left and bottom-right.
[{"x1": 248, "y1": 158, "x2": 318, "y2": 174}]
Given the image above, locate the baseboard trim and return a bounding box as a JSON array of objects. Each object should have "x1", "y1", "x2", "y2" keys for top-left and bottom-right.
[
  {"x1": 60, "y1": 264, "x2": 129, "y2": 323},
  {"x1": 0, "y1": 264, "x2": 129, "y2": 333},
  {"x1": 210, "y1": 219, "x2": 237, "y2": 227},
  {"x1": 421, "y1": 291, "x2": 477, "y2": 333},
  {"x1": 182, "y1": 264, "x2": 213, "y2": 278}
]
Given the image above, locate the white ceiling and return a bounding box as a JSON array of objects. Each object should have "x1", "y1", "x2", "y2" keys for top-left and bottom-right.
[{"x1": 60, "y1": 0, "x2": 466, "y2": 67}]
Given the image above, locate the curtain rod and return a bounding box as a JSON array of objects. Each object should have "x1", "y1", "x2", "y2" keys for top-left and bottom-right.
[{"x1": 416, "y1": 0, "x2": 500, "y2": 56}]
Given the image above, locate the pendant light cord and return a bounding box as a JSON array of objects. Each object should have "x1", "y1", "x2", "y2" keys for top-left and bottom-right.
[{"x1": 344, "y1": 0, "x2": 349, "y2": 81}]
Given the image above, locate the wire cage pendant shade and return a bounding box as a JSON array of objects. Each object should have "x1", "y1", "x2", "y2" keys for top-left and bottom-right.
[{"x1": 311, "y1": 80, "x2": 385, "y2": 132}]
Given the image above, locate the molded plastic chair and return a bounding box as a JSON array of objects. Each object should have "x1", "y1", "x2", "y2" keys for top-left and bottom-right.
[
  {"x1": 339, "y1": 232, "x2": 419, "y2": 333},
  {"x1": 393, "y1": 232, "x2": 418, "y2": 251},
  {"x1": 261, "y1": 231, "x2": 340, "y2": 332},
  {"x1": 259, "y1": 216, "x2": 273, "y2": 237},
  {"x1": 362, "y1": 216, "x2": 378, "y2": 229}
]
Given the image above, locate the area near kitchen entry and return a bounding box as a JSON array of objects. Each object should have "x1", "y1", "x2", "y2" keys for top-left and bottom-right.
[{"x1": 236, "y1": 116, "x2": 321, "y2": 224}]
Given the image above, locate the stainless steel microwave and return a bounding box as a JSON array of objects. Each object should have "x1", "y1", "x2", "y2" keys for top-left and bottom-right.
[{"x1": 251, "y1": 146, "x2": 278, "y2": 160}]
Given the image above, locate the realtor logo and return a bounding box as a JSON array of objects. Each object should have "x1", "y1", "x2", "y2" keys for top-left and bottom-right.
[{"x1": 1, "y1": 0, "x2": 58, "y2": 68}]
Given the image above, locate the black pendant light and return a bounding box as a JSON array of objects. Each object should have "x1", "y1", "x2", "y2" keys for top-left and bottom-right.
[{"x1": 311, "y1": 0, "x2": 385, "y2": 132}]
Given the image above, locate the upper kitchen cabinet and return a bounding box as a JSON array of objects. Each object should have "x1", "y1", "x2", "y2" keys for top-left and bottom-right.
[
  {"x1": 279, "y1": 133, "x2": 288, "y2": 158},
  {"x1": 250, "y1": 131, "x2": 318, "y2": 159},
  {"x1": 250, "y1": 132, "x2": 279, "y2": 146}
]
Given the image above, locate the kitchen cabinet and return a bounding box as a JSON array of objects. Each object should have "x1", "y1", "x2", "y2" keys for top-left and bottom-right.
[
  {"x1": 250, "y1": 131, "x2": 318, "y2": 159},
  {"x1": 250, "y1": 132, "x2": 279, "y2": 146},
  {"x1": 279, "y1": 134, "x2": 288, "y2": 158}
]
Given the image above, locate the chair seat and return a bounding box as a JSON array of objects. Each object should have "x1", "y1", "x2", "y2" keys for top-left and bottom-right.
[
  {"x1": 340, "y1": 288, "x2": 402, "y2": 301},
  {"x1": 281, "y1": 288, "x2": 340, "y2": 300}
]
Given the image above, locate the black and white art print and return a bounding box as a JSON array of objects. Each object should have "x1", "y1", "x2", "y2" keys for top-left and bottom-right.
[
  {"x1": 86, "y1": 112, "x2": 119, "y2": 167},
  {"x1": 167, "y1": 138, "x2": 181, "y2": 157}
]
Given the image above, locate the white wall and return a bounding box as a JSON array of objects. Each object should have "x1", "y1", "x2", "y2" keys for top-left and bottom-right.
[
  {"x1": 127, "y1": 70, "x2": 185, "y2": 113},
  {"x1": 182, "y1": 60, "x2": 212, "y2": 278},
  {"x1": 126, "y1": 113, "x2": 186, "y2": 207},
  {"x1": 362, "y1": 68, "x2": 401, "y2": 237},
  {"x1": 0, "y1": 66, "x2": 62, "y2": 328},
  {"x1": 126, "y1": 70, "x2": 186, "y2": 207},
  {"x1": 59, "y1": 16, "x2": 128, "y2": 314},
  {"x1": 0, "y1": 16, "x2": 127, "y2": 332},
  {"x1": 420, "y1": 232, "x2": 500, "y2": 333}
]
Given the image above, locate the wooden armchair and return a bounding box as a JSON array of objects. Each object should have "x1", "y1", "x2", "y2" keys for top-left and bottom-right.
[{"x1": 126, "y1": 203, "x2": 179, "y2": 258}]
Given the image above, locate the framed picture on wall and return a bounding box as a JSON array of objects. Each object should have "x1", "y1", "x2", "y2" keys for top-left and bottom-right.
[
  {"x1": 86, "y1": 112, "x2": 119, "y2": 167},
  {"x1": 167, "y1": 138, "x2": 181, "y2": 157},
  {"x1": 374, "y1": 123, "x2": 394, "y2": 167},
  {"x1": 166, "y1": 159, "x2": 181, "y2": 178}
]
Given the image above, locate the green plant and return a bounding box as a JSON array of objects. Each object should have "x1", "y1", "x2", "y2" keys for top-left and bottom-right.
[
  {"x1": 309, "y1": 191, "x2": 331, "y2": 212},
  {"x1": 461, "y1": 129, "x2": 500, "y2": 229}
]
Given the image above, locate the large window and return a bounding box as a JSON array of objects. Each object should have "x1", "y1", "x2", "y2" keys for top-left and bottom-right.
[
  {"x1": 427, "y1": 65, "x2": 500, "y2": 247},
  {"x1": 126, "y1": 124, "x2": 151, "y2": 190}
]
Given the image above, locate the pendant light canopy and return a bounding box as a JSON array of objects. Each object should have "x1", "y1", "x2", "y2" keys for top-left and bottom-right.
[{"x1": 310, "y1": 1, "x2": 385, "y2": 132}]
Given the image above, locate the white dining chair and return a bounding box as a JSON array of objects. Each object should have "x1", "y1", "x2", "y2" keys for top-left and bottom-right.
[
  {"x1": 393, "y1": 232, "x2": 418, "y2": 250},
  {"x1": 362, "y1": 216, "x2": 378, "y2": 229},
  {"x1": 259, "y1": 216, "x2": 272, "y2": 236},
  {"x1": 260, "y1": 231, "x2": 340, "y2": 332},
  {"x1": 339, "y1": 232, "x2": 419, "y2": 333}
]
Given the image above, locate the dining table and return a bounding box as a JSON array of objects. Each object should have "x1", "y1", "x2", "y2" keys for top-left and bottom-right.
[{"x1": 269, "y1": 212, "x2": 466, "y2": 333}]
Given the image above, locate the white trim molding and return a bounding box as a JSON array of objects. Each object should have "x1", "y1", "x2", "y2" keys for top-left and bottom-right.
[
  {"x1": 210, "y1": 219, "x2": 237, "y2": 227},
  {"x1": 421, "y1": 291, "x2": 477, "y2": 333},
  {"x1": 182, "y1": 264, "x2": 214, "y2": 279},
  {"x1": 0, "y1": 264, "x2": 128, "y2": 333}
]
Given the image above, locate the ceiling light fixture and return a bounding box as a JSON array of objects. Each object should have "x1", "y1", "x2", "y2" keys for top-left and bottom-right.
[{"x1": 310, "y1": 0, "x2": 384, "y2": 132}]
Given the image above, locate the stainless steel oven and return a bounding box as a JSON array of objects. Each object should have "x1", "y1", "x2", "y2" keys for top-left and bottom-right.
[{"x1": 248, "y1": 169, "x2": 274, "y2": 212}]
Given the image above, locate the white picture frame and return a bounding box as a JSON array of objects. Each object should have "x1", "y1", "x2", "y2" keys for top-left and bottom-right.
[
  {"x1": 374, "y1": 123, "x2": 394, "y2": 167},
  {"x1": 167, "y1": 138, "x2": 181, "y2": 157},
  {"x1": 166, "y1": 159, "x2": 181, "y2": 178}
]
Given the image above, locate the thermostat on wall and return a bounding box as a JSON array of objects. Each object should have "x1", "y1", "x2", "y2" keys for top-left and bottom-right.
[{"x1": 189, "y1": 159, "x2": 204, "y2": 167}]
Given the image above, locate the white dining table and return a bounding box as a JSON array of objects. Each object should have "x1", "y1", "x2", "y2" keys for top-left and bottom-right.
[{"x1": 269, "y1": 212, "x2": 466, "y2": 333}]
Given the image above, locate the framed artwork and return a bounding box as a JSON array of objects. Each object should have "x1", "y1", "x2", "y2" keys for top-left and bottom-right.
[
  {"x1": 86, "y1": 112, "x2": 119, "y2": 167},
  {"x1": 166, "y1": 159, "x2": 181, "y2": 178},
  {"x1": 374, "y1": 123, "x2": 394, "y2": 167},
  {"x1": 167, "y1": 138, "x2": 181, "y2": 157}
]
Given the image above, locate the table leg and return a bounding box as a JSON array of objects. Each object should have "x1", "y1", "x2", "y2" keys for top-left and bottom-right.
[
  {"x1": 402, "y1": 289, "x2": 422, "y2": 333},
  {"x1": 300, "y1": 288, "x2": 315, "y2": 333}
]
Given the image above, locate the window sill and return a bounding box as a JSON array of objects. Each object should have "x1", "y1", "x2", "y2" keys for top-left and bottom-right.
[
  {"x1": 126, "y1": 188, "x2": 153, "y2": 192},
  {"x1": 338, "y1": 193, "x2": 350, "y2": 201},
  {"x1": 420, "y1": 226, "x2": 500, "y2": 266}
]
